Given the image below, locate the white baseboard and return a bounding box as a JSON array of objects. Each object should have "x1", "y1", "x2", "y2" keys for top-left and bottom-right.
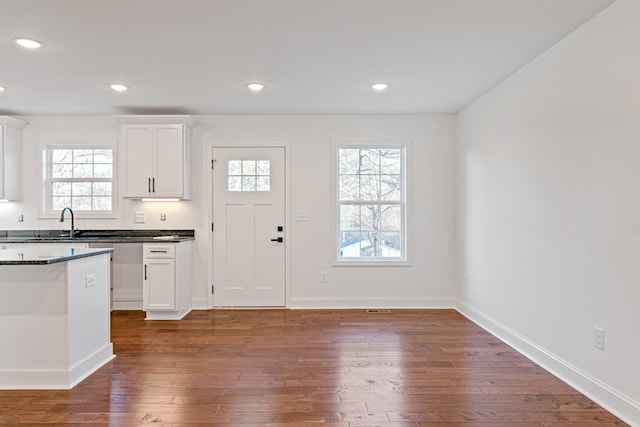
[
  {"x1": 68, "y1": 344, "x2": 115, "y2": 388},
  {"x1": 191, "y1": 297, "x2": 209, "y2": 310},
  {"x1": 113, "y1": 296, "x2": 207, "y2": 311},
  {"x1": 289, "y1": 296, "x2": 456, "y2": 309},
  {"x1": 0, "y1": 344, "x2": 114, "y2": 390},
  {"x1": 456, "y1": 300, "x2": 640, "y2": 426},
  {"x1": 112, "y1": 289, "x2": 142, "y2": 310},
  {"x1": 111, "y1": 298, "x2": 142, "y2": 310},
  {"x1": 113, "y1": 297, "x2": 206, "y2": 311},
  {"x1": 145, "y1": 308, "x2": 191, "y2": 320}
]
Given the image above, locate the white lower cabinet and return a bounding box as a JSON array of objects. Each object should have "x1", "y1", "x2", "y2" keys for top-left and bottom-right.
[
  {"x1": 142, "y1": 241, "x2": 192, "y2": 320},
  {"x1": 144, "y1": 258, "x2": 175, "y2": 310}
]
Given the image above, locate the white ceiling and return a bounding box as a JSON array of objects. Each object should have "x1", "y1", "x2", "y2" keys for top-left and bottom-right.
[{"x1": 0, "y1": 0, "x2": 615, "y2": 116}]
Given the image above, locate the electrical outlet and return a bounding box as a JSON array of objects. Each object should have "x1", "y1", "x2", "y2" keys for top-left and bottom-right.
[
  {"x1": 594, "y1": 327, "x2": 605, "y2": 351},
  {"x1": 17, "y1": 214, "x2": 24, "y2": 222},
  {"x1": 134, "y1": 212, "x2": 146, "y2": 223},
  {"x1": 320, "y1": 271, "x2": 328, "y2": 283},
  {"x1": 85, "y1": 274, "x2": 96, "y2": 288},
  {"x1": 160, "y1": 213, "x2": 167, "y2": 221}
]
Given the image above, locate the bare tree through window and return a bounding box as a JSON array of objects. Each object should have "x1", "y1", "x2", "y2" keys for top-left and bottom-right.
[
  {"x1": 338, "y1": 146, "x2": 403, "y2": 258},
  {"x1": 47, "y1": 146, "x2": 113, "y2": 212}
]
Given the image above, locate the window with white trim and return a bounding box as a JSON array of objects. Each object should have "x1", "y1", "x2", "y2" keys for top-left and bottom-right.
[
  {"x1": 44, "y1": 145, "x2": 114, "y2": 214},
  {"x1": 337, "y1": 144, "x2": 406, "y2": 261}
]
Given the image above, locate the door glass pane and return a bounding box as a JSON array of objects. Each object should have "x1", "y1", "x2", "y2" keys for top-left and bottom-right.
[
  {"x1": 242, "y1": 176, "x2": 257, "y2": 191},
  {"x1": 256, "y1": 176, "x2": 270, "y2": 192},
  {"x1": 228, "y1": 160, "x2": 242, "y2": 176},
  {"x1": 242, "y1": 160, "x2": 256, "y2": 175},
  {"x1": 228, "y1": 160, "x2": 271, "y2": 192},
  {"x1": 228, "y1": 176, "x2": 242, "y2": 191},
  {"x1": 257, "y1": 161, "x2": 270, "y2": 175}
]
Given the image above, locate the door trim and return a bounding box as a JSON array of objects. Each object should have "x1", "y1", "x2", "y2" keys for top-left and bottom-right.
[{"x1": 205, "y1": 142, "x2": 291, "y2": 308}]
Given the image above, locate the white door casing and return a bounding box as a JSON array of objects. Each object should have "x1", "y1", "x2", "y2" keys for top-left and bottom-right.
[{"x1": 212, "y1": 147, "x2": 286, "y2": 307}]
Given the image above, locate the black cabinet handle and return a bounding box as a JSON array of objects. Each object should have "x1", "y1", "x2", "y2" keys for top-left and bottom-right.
[
  {"x1": 148, "y1": 178, "x2": 151, "y2": 193},
  {"x1": 152, "y1": 177, "x2": 155, "y2": 193},
  {"x1": 144, "y1": 264, "x2": 147, "y2": 280}
]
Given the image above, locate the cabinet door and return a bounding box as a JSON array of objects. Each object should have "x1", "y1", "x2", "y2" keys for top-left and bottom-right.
[
  {"x1": 153, "y1": 125, "x2": 184, "y2": 197},
  {"x1": 143, "y1": 259, "x2": 175, "y2": 310},
  {"x1": 0, "y1": 128, "x2": 5, "y2": 198},
  {"x1": 122, "y1": 125, "x2": 154, "y2": 197},
  {"x1": 0, "y1": 124, "x2": 23, "y2": 201}
]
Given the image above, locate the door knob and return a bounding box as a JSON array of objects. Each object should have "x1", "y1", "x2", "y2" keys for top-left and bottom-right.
[{"x1": 270, "y1": 237, "x2": 284, "y2": 243}]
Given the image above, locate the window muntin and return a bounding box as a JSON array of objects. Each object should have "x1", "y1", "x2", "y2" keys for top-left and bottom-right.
[
  {"x1": 45, "y1": 146, "x2": 114, "y2": 213},
  {"x1": 337, "y1": 146, "x2": 405, "y2": 260},
  {"x1": 228, "y1": 160, "x2": 271, "y2": 191}
]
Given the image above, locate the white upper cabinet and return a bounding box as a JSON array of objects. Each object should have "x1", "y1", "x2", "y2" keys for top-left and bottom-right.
[
  {"x1": 118, "y1": 116, "x2": 194, "y2": 199},
  {"x1": 0, "y1": 116, "x2": 27, "y2": 201}
]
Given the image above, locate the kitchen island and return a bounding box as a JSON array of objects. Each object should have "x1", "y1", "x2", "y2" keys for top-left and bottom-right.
[{"x1": 0, "y1": 246, "x2": 115, "y2": 389}]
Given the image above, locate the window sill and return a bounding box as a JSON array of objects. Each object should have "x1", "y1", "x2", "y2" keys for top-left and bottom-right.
[
  {"x1": 333, "y1": 259, "x2": 411, "y2": 268},
  {"x1": 39, "y1": 212, "x2": 118, "y2": 220}
]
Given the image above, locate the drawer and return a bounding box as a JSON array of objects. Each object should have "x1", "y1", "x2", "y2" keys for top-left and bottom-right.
[{"x1": 144, "y1": 244, "x2": 175, "y2": 259}]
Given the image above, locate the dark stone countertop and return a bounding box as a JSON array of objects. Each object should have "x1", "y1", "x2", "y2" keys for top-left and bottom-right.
[
  {"x1": 0, "y1": 247, "x2": 115, "y2": 265},
  {"x1": 0, "y1": 229, "x2": 195, "y2": 244}
]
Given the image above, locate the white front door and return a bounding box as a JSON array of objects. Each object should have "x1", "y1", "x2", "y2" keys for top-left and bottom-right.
[{"x1": 212, "y1": 147, "x2": 286, "y2": 307}]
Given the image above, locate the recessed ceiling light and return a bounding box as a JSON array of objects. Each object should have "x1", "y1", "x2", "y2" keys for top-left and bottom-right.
[
  {"x1": 110, "y1": 84, "x2": 128, "y2": 92},
  {"x1": 12, "y1": 37, "x2": 45, "y2": 49},
  {"x1": 247, "y1": 83, "x2": 264, "y2": 91},
  {"x1": 371, "y1": 82, "x2": 389, "y2": 91},
  {"x1": 0, "y1": 86, "x2": 5, "y2": 92}
]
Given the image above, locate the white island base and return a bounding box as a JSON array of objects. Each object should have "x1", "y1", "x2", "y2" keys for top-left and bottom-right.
[{"x1": 0, "y1": 251, "x2": 114, "y2": 389}]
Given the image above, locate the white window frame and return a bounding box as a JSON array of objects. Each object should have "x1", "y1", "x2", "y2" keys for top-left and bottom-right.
[
  {"x1": 333, "y1": 140, "x2": 409, "y2": 266},
  {"x1": 41, "y1": 142, "x2": 118, "y2": 219}
]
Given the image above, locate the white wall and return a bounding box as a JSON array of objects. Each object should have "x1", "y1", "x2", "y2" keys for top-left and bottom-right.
[
  {"x1": 456, "y1": 0, "x2": 640, "y2": 423},
  {"x1": 197, "y1": 115, "x2": 456, "y2": 308},
  {"x1": 0, "y1": 114, "x2": 456, "y2": 309}
]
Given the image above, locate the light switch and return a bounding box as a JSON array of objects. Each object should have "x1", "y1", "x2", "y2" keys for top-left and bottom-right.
[{"x1": 295, "y1": 210, "x2": 310, "y2": 222}]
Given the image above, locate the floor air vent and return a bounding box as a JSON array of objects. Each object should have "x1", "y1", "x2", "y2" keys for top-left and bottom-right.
[{"x1": 366, "y1": 309, "x2": 391, "y2": 313}]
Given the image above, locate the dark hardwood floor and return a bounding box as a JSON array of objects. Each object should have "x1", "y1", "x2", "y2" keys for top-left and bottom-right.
[{"x1": 0, "y1": 309, "x2": 627, "y2": 426}]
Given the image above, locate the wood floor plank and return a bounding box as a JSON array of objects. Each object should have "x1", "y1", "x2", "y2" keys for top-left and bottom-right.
[{"x1": 0, "y1": 309, "x2": 628, "y2": 425}]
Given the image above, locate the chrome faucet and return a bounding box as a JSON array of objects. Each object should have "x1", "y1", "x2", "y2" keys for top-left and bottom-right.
[{"x1": 59, "y1": 207, "x2": 75, "y2": 239}]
